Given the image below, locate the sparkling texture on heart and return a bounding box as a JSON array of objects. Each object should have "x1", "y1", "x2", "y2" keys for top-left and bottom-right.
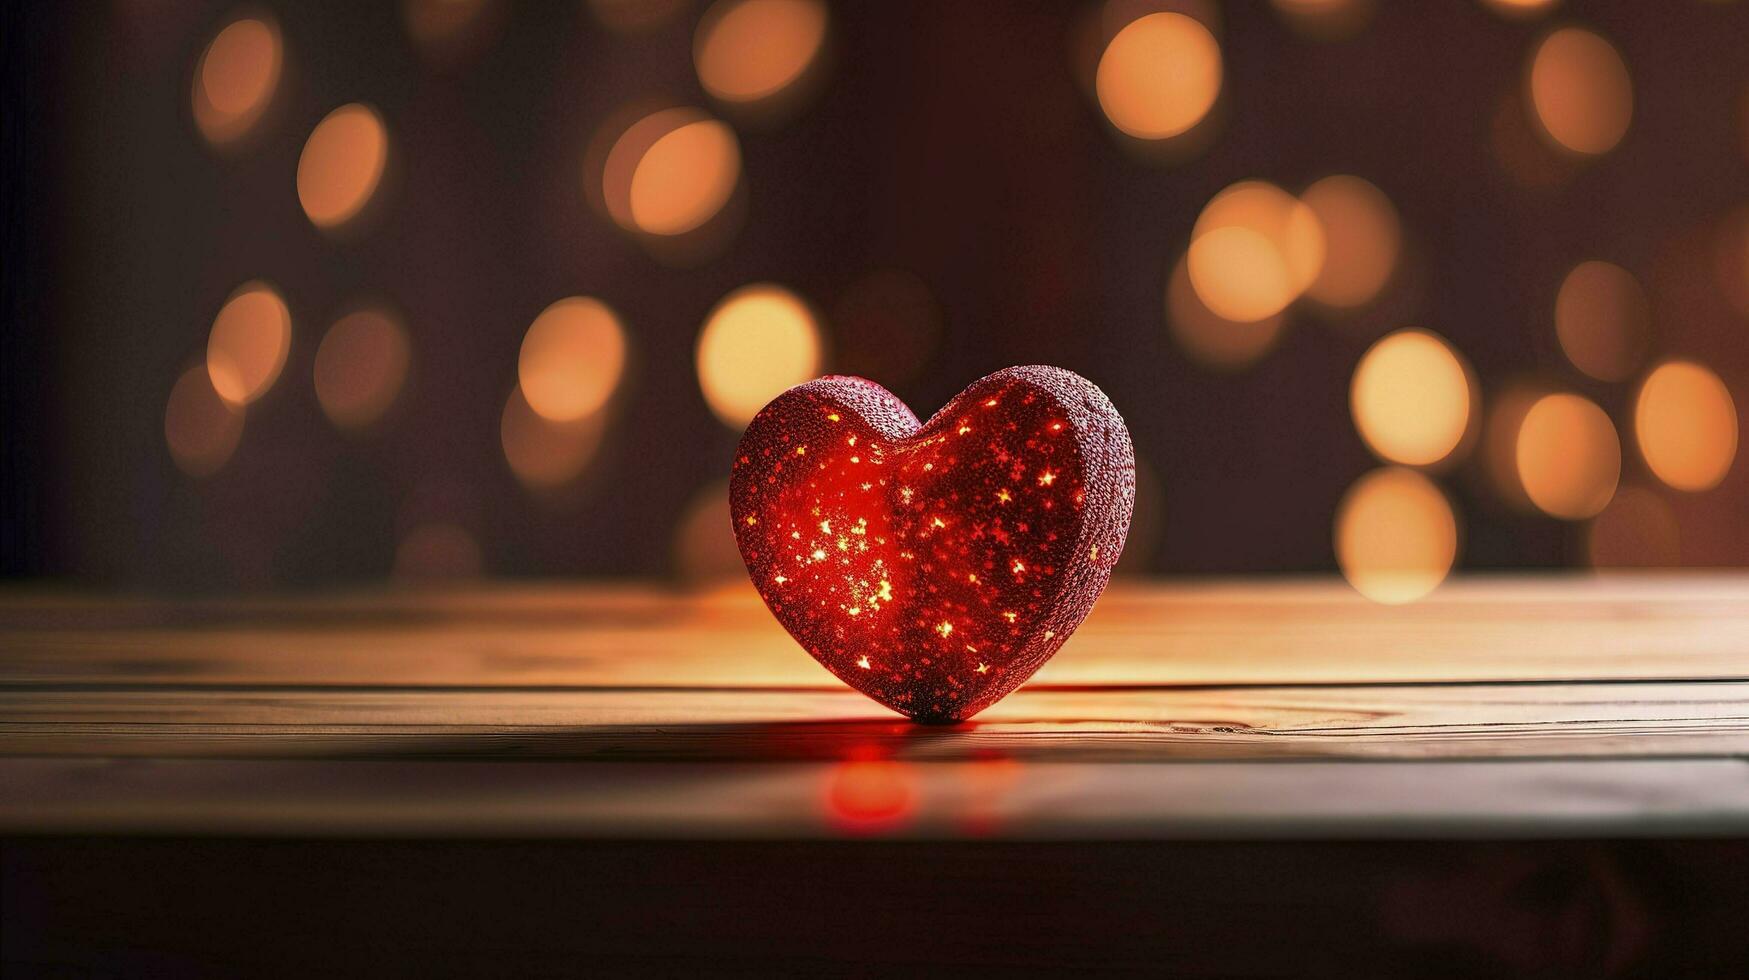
[{"x1": 730, "y1": 365, "x2": 1134, "y2": 722}]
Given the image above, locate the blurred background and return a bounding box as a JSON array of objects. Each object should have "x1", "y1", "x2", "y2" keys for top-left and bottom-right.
[{"x1": 1, "y1": 0, "x2": 1744, "y2": 600}]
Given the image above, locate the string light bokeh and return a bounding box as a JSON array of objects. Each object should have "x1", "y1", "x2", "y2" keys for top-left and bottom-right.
[
  {"x1": 191, "y1": 14, "x2": 283, "y2": 147},
  {"x1": 6, "y1": 0, "x2": 1745, "y2": 603}
]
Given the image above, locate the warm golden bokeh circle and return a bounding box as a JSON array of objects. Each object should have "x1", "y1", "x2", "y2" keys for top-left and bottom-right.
[
  {"x1": 314, "y1": 309, "x2": 411, "y2": 430},
  {"x1": 193, "y1": 16, "x2": 284, "y2": 146},
  {"x1": 500, "y1": 385, "x2": 608, "y2": 489},
  {"x1": 166, "y1": 365, "x2": 245, "y2": 478},
  {"x1": 1188, "y1": 181, "x2": 1325, "y2": 323},
  {"x1": 297, "y1": 103, "x2": 390, "y2": 230},
  {"x1": 517, "y1": 297, "x2": 627, "y2": 423},
  {"x1": 1166, "y1": 252, "x2": 1286, "y2": 370},
  {"x1": 1554, "y1": 260, "x2": 1648, "y2": 382},
  {"x1": 1587, "y1": 484, "x2": 1680, "y2": 568},
  {"x1": 1188, "y1": 227, "x2": 1292, "y2": 323},
  {"x1": 601, "y1": 108, "x2": 741, "y2": 238},
  {"x1": 1350, "y1": 329, "x2": 1473, "y2": 467},
  {"x1": 598, "y1": 108, "x2": 687, "y2": 228},
  {"x1": 629, "y1": 120, "x2": 741, "y2": 236},
  {"x1": 696, "y1": 283, "x2": 823, "y2": 427},
  {"x1": 207, "y1": 281, "x2": 292, "y2": 406},
  {"x1": 1095, "y1": 12, "x2": 1222, "y2": 140},
  {"x1": 1335, "y1": 466, "x2": 1458, "y2": 605},
  {"x1": 1301, "y1": 175, "x2": 1399, "y2": 309},
  {"x1": 1634, "y1": 361, "x2": 1739, "y2": 492},
  {"x1": 1516, "y1": 393, "x2": 1620, "y2": 519},
  {"x1": 694, "y1": 0, "x2": 829, "y2": 105},
  {"x1": 1529, "y1": 27, "x2": 1633, "y2": 156},
  {"x1": 1481, "y1": 380, "x2": 1552, "y2": 511}
]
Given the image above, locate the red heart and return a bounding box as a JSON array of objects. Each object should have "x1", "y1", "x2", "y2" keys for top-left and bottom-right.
[{"x1": 730, "y1": 365, "x2": 1134, "y2": 722}]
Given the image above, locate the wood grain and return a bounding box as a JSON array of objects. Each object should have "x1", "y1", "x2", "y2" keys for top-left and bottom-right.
[
  {"x1": 2, "y1": 575, "x2": 1747, "y2": 838},
  {"x1": 3, "y1": 682, "x2": 1748, "y2": 761},
  {"x1": 1, "y1": 575, "x2": 1746, "y2": 688},
  {"x1": 4, "y1": 756, "x2": 1746, "y2": 838}
]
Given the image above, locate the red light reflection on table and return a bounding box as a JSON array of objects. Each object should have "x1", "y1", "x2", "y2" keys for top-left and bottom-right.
[
  {"x1": 820, "y1": 743, "x2": 1022, "y2": 836},
  {"x1": 823, "y1": 754, "x2": 918, "y2": 834}
]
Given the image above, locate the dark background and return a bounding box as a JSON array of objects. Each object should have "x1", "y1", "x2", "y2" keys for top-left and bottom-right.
[{"x1": 2, "y1": 0, "x2": 1745, "y2": 590}]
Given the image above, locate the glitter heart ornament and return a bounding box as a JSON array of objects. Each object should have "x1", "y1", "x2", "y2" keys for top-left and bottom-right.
[{"x1": 730, "y1": 365, "x2": 1134, "y2": 722}]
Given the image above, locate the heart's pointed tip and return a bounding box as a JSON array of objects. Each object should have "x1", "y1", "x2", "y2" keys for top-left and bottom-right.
[
  {"x1": 904, "y1": 713, "x2": 974, "y2": 727},
  {"x1": 894, "y1": 703, "x2": 986, "y2": 726}
]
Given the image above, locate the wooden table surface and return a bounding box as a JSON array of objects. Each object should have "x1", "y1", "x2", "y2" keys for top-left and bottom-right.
[{"x1": 4, "y1": 574, "x2": 1749, "y2": 839}]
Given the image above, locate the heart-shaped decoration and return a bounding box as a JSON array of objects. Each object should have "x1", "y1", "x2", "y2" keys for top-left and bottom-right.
[{"x1": 731, "y1": 365, "x2": 1134, "y2": 722}]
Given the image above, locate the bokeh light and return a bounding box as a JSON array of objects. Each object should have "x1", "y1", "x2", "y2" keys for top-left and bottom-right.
[
  {"x1": 1587, "y1": 485, "x2": 1680, "y2": 568},
  {"x1": 1335, "y1": 466, "x2": 1458, "y2": 605},
  {"x1": 517, "y1": 297, "x2": 627, "y2": 423},
  {"x1": 165, "y1": 365, "x2": 245, "y2": 478},
  {"x1": 1740, "y1": 84, "x2": 1749, "y2": 164},
  {"x1": 207, "y1": 281, "x2": 292, "y2": 407},
  {"x1": 696, "y1": 283, "x2": 824, "y2": 427},
  {"x1": 630, "y1": 119, "x2": 741, "y2": 236},
  {"x1": 694, "y1": 0, "x2": 829, "y2": 107},
  {"x1": 314, "y1": 308, "x2": 410, "y2": 430},
  {"x1": 1482, "y1": 380, "x2": 1552, "y2": 511},
  {"x1": 600, "y1": 107, "x2": 741, "y2": 239},
  {"x1": 1350, "y1": 329, "x2": 1473, "y2": 467},
  {"x1": 297, "y1": 103, "x2": 390, "y2": 230},
  {"x1": 1516, "y1": 393, "x2": 1620, "y2": 519},
  {"x1": 192, "y1": 15, "x2": 283, "y2": 146},
  {"x1": 1166, "y1": 251, "x2": 1285, "y2": 370},
  {"x1": 1634, "y1": 360, "x2": 1739, "y2": 492},
  {"x1": 393, "y1": 522, "x2": 483, "y2": 581},
  {"x1": 1271, "y1": 0, "x2": 1375, "y2": 41},
  {"x1": 673, "y1": 479, "x2": 744, "y2": 583},
  {"x1": 404, "y1": 0, "x2": 488, "y2": 46},
  {"x1": 1554, "y1": 260, "x2": 1648, "y2": 383},
  {"x1": 1188, "y1": 181, "x2": 1325, "y2": 323},
  {"x1": 1528, "y1": 27, "x2": 1633, "y2": 156},
  {"x1": 587, "y1": 0, "x2": 687, "y2": 34},
  {"x1": 1095, "y1": 12, "x2": 1222, "y2": 140},
  {"x1": 831, "y1": 268, "x2": 940, "y2": 386},
  {"x1": 402, "y1": 0, "x2": 499, "y2": 65},
  {"x1": 1489, "y1": 91, "x2": 1575, "y2": 189},
  {"x1": 1715, "y1": 207, "x2": 1749, "y2": 318},
  {"x1": 1480, "y1": 0, "x2": 1559, "y2": 19},
  {"x1": 501, "y1": 385, "x2": 607, "y2": 489},
  {"x1": 1301, "y1": 175, "x2": 1400, "y2": 310}
]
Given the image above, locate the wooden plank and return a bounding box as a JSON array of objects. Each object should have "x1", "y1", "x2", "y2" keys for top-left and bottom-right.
[
  {"x1": 2, "y1": 578, "x2": 1744, "y2": 839},
  {"x1": 3, "y1": 756, "x2": 1746, "y2": 838},
  {"x1": 10, "y1": 837, "x2": 1748, "y2": 977},
  {"x1": 1, "y1": 575, "x2": 1746, "y2": 687},
  {"x1": 4, "y1": 682, "x2": 1747, "y2": 761}
]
